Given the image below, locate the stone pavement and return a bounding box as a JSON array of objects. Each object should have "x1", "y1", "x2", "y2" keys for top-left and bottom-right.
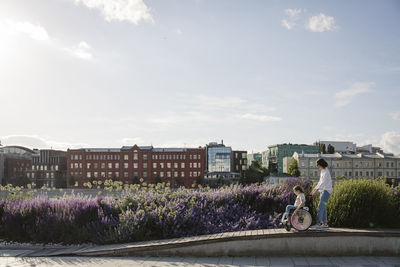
[
  {"x1": 0, "y1": 228, "x2": 399, "y2": 258},
  {"x1": 0, "y1": 256, "x2": 399, "y2": 266}
]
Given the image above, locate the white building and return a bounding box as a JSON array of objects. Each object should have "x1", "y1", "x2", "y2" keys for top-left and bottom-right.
[{"x1": 283, "y1": 152, "x2": 400, "y2": 180}]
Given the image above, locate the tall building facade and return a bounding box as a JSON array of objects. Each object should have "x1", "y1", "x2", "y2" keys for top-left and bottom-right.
[
  {"x1": 267, "y1": 144, "x2": 319, "y2": 174},
  {"x1": 0, "y1": 146, "x2": 36, "y2": 186},
  {"x1": 28, "y1": 149, "x2": 67, "y2": 188},
  {"x1": 67, "y1": 145, "x2": 206, "y2": 188},
  {"x1": 204, "y1": 142, "x2": 241, "y2": 185},
  {"x1": 231, "y1": 150, "x2": 247, "y2": 175},
  {"x1": 283, "y1": 152, "x2": 400, "y2": 181}
]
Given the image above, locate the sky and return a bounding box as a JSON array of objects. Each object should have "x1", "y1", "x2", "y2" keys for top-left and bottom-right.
[{"x1": 0, "y1": 0, "x2": 399, "y2": 155}]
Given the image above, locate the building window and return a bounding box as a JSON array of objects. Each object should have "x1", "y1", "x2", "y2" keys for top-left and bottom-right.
[
  {"x1": 194, "y1": 162, "x2": 197, "y2": 168},
  {"x1": 143, "y1": 163, "x2": 147, "y2": 168},
  {"x1": 133, "y1": 153, "x2": 138, "y2": 160},
  {"x1": 167, "y1": 163, "x2": 171, "y2": 168},
  {"x1": 160, "y1": 172, "x2": 164, "y2": 177},
  {"x1": 101, "y1": 163, "x2": 105, "y2": 169},
  {"x1": 87, "y1": 172, "x2": 91, "y2": 178},
  {"x1": 153, "y1": 162, "x2": 157, "y2": 168},
  {"x1": 143, "y1": 171, "x2": 147, "y2": 178},
  {"x1": 355, "y1": 171, "x2": 358, "y2": 177},
  {"x1": 115, "y1": 172, "x2": 119, "y2": 178},
  {"x1": 174, "y1": 163, "x2": 178, "y2": 169},
  {"x1": 94, "y1": 163, "x2": 98, "y2": 168},
  {"x1": 108, "y1": 163, "x2": 112, "y2": 169},
  {"x1": 143, "y1": 154, "x2": 148, "y2": 160},
  {"x1": 133, "y1": 171, "x2": 138, "y2": 177},
  {"x1": 124, "y1": 163, "x2": 129, "y2": 169},
  {"x1": 124, "y1": 172, "x2": 129, "y2": 178},
  {"x1": 108, "y1": 172, "x2": 112, "y2": 178},
  {"x1": 174, "y1": 171, "x2": 178, "y2": 177},
  {"x1": 181, "y1": 162, "x2": 185, "y2": 168},
  {"x1": 115, "y1": 163, "x2": 119, "y2": 168},
  {"x1": 167, "y1": 171, "x2": 171, "y2": 177},
  {"x1": 124, "y1": 154, "x2": 129, "y2": 160},
  {"x1": 101, "y1": 172, "x2": 105, "y2": 178},
  {"x1": 74, "y1": 163, "x2": 79, "y2": 169},
  {"x1": 181, "y1": 171, "x2": 184, "y2": 177},
  {"x1": 94, "y1": 172, "x2": 98, "y2": 178},
  {"x1": 133, "y1": 163, "x2": 138, "y2": 169},
  {"x1": 70, "y1": 163, "x2": 74, "y2": 169},
  {"x1": 160, "y1": 162, "x2": 164, "y2": 168}
]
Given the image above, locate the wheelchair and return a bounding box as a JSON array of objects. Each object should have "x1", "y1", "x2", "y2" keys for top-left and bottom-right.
[{"x1": 282, "y1": 207, "x2": 312, "y2": 231}]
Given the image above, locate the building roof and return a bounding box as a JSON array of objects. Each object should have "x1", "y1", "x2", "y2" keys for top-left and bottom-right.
[
  {"x1": 268, "y1": 143, "x2": 315, "y2": 148},
  {"x1": 75, "y1": 145, "x2": 203, "y2": 153},
  {"x1": 1, "y1": 146, "x2": 38, "y2": 155},
  {"x1": 293, "y1": 151, "x2": 400, "y2": 159},
  {"x1": 84, "y1": 148, "x2": 121, "y2": 152}
]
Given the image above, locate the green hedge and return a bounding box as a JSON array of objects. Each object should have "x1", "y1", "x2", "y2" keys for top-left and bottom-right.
[{"x1": 327, "y1": 179, "x2": 399, "y2": 228}]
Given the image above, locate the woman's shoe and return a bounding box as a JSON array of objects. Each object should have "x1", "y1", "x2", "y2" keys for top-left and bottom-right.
[{"x1": 310, "y1": 224, "x2": 322, "y2": 230}]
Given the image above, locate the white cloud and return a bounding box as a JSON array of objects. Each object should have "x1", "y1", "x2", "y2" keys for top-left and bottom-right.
[
  {"x1": 2, "y1": 19, "x2": 50, "y2": 42},
  {"x1": 389, "y1": 111, "x2": 400, "y2": 121},
  {"x1": 0, "y1": 135, "x2": 87, "y2": 150},
  {"x1": 335, "y1": 82, "x2": 374, "y2": 107},
  {"x1": 1, "y1": 19, "x2": 94, "y2": 60},
  {"x1": 380, "y1": 131, "x2": 400, "y2": 155},
  {"x1": 175, "y1": 28, "x2": 183, "y2": 35},
  {"x1": 239, "y1": 113, "x2": 282, "y2": 122},
  {"x1": 307, "y1": 13, "x2": 337, "y2": 32},
  {"x1": 281, "y1": 8, "x2": 302, "y2": 30},
  {"x1": 74, "y1": 0, "x2": 154, "y2": 24},
  {"x1": 65, "y1": 41, "x2": 93, "y2": 60}
]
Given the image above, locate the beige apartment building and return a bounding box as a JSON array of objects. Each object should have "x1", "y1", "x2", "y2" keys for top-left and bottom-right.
[{"x1": 283, "y1": 152, "x2": 400, "y2": 180}]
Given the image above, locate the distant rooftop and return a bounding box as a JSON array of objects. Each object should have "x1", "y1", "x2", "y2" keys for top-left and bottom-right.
[{"x1": 293, "y1": 152, "x2": 400, "y2": 159}]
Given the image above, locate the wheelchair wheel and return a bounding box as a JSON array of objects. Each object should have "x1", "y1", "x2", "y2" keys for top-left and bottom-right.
[{"x1": 290, "y1": 210, "x2": 312, "y2": 231}]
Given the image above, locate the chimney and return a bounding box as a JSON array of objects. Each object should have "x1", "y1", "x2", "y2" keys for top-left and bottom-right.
[{"x1": 221, "y1": 139, "x2": 224, "y2": 145}]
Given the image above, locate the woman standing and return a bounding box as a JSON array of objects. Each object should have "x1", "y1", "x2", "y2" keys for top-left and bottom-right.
[{"x1": 311, "y1": 158, "x2": 333, "y2": 229}]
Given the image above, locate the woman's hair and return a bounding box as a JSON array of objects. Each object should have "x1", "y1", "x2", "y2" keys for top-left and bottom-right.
[
  {"x1": 293, "y1": 185, "x2": 304, "y2": 193},
  {"x1": 316, "y1": 158, "x2": 328, "y2": 168}
]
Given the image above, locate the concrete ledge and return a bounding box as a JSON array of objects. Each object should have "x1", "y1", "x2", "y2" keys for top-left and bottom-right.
[{"x1": 73, "y1": 228, "x2": 400, "y2": 257}]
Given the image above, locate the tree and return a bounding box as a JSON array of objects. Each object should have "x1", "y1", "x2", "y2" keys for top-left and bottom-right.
[
  {"x1": 69, "y1": 175, "x2": 76, "y2": 187},
  {"x1": 327, "y1": 144, "x2": 335, "y2": 154},
  {"x1": 320, "y1": 144, "x2": 326, "y2": 154},
  {"x1": 288, "y1": 159, "x2": 301, "y2": 177},
  {"x1": 154, "y1": 176, "x2": 162, "y2": 185},
  {"x1": 55, "y1": 173, "x2": 67, "y2": 188},
  {"x1": 132, "y1": 176, "x2": 140, "y2": 184},
  {"x1": 174, "y1": 178, "x2": 184, "y2": 187},
  {"x1": 240, "y1": 161, "x2": 269, "y2": 185},
  {"x1": 14, "y1": 174, "x2": 31, "y2": 187},
  {"x1": 195, "y1": 176, "x2": 203, "y2": 186}
]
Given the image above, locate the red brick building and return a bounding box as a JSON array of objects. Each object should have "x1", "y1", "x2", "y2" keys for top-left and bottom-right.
[{"x1": 67, "y1": 145, "x2": 206, "y2": 188}]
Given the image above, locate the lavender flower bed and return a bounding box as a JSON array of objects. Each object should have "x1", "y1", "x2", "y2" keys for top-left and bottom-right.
[{"x1": 0, "y1": 178, "x2": 313, "y2": 245}]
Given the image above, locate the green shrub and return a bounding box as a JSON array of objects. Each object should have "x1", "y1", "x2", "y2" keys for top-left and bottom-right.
[{"x1": 327, "y1": 179, "x2": 397, "y2": 228}]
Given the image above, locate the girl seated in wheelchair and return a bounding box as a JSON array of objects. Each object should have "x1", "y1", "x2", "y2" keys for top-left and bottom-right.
[{"x1": 281, "y1": 185, "x2": 306, "y2": 223}]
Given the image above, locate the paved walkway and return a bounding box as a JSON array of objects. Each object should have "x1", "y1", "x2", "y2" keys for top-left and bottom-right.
[
  {"x1": 0, "y1": 228, "x2": 399, "y2": 258},
  {"x1": 0, "y1": 256, "x2": 399, "y2": 266}
]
